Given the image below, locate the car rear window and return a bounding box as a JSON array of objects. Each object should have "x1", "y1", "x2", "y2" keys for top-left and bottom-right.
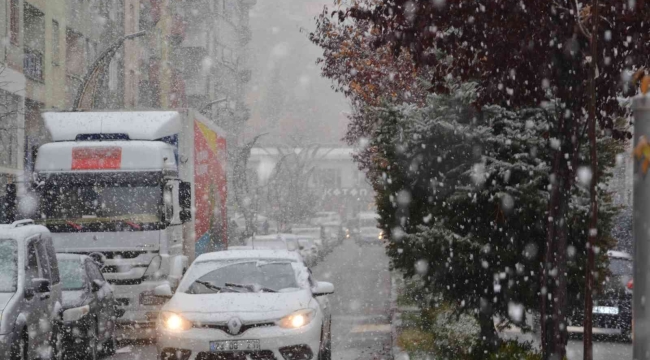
[{"x1": 609, "y1": 258, "x2": 633, "y2": 276}]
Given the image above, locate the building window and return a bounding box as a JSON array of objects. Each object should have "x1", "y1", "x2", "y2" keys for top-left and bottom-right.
[
  {"x1": 24, "y1": 49, "x2": 43, "y2": 80},
  {"x1": 10, "y1": 0, "x2": 19, "y2": 45},
  {"x1": 52, "y1": 20, "x2": 60, "y2": 65},
  {"x1": 24, "y1": 3, "x2": 45, "y2": 80}
]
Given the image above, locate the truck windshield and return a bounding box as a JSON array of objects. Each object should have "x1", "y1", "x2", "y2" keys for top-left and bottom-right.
[
  {"x1": 0, "y1": 239, "x2": 17, "y2": 293},
  {"x1": 40, "y1": 184, "x2": 162, "y2": 224}
]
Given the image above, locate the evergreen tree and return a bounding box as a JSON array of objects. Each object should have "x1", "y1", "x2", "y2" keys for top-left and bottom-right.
[{"x1": 366, "y1": 82, "x2": 621, "y2": 352}]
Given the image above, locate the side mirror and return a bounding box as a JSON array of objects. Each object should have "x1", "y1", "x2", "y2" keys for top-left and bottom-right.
[
  {"x1": 88, "y1": 252, "x2": 106, "y2": 269},
  {"x1": 91, "y1": 279, "x2": 104, "y2": 293},
  {"x1": 154, "y1": 283, "x2": 173, "y2": 298},
  {"x1": 32, "y1": 278, "x2": 51, "y2": 293},
  {"x1": 312, "y1": 281, "x2": 334, "y2": 297},
  {"x1": 180, "y1": 209, "x2": 192, "y2": 223},
  {"x1": 179, "y1": 182, "x2": 192, "y2": 223}
]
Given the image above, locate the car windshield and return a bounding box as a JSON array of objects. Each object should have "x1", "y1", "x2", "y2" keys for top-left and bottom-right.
[
  {"x1": 57, "y1": 258, "x2": 86, "y2": 290},
  {"x1": 609, "y1": 258, "x2": 633, "y2": 277},
  {"x1": 182, "y1": 261, "x2": 300, "y2": 294},
  {"x1": 0, "y1": 239, "x2": 17, "y2": 293}
]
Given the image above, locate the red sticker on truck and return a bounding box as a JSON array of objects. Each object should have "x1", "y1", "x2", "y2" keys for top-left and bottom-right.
[{"x1": 72, "y1": 147, "x2": 122, "y2": 170}]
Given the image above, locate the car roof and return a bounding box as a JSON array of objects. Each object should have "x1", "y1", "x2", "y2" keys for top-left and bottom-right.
[
  {"x1": 607, "y1": 250, "x2": 632, "y2": 260},
  {"x1": 0, "y1": 220, "x2": 51, "y2": 242},
  {"x1": 194, "y1": 249, "x2": 301, "y2": 263}
]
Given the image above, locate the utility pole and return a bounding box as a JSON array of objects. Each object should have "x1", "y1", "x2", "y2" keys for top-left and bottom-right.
[{"x1": 583, "y1": 0, "x2": 599, "y2": 359}]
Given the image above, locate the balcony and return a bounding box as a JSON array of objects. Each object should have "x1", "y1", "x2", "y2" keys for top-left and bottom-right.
[{"x1": 23, "y1": 49, "x2": 43, "y2": 81}]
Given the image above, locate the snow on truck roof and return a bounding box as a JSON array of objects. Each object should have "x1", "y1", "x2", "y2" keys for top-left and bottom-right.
[
  {"x1": 194, "y1": 250, "x2": 302, "y2": 263},
  {"x1": 43, "y1": 111, "x2": 182, "y2": 141}
]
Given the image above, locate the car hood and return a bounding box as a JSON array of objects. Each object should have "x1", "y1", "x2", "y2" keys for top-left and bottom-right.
[
  {"x1": 0, "y1": 293, "x2": 15, "y2": 313},
  {"x1": 62, "y1": 290, "x2": 86, "y2": 309},
  {"x1": 164, "y1": 290, "x2": 314, "y2": 322}
]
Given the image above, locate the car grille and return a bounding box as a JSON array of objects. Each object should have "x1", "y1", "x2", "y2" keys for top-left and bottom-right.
[
  {"x1": 196, "y1": 351, "x2": 276, "y2": 360},
  {"x1": 195, "y1": 322, "x2": 275, "y2": 335}
]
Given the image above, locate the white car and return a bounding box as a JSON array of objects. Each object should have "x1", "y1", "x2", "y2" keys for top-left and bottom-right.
[{"x1": 155, "y1": 250, "x2": 334, "y2": 360}]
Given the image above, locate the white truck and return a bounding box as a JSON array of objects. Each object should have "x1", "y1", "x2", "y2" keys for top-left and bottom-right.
[{"x1": 13, "y1": 110, "x2": 228, "y2": 336}]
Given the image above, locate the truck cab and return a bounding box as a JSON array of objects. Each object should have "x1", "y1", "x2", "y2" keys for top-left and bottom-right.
[{"x1": 23, "y1": 111, "x2": 198, "y2": 335}]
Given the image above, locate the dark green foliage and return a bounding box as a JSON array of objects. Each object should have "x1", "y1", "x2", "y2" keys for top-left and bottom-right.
[{"x1": 364, "y1": 83, "x2": 621, "y2": 346}]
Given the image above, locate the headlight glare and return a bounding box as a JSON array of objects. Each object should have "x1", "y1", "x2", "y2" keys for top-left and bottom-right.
[
  {"x1": 278, "y1": 309, "x2": 315, "y2": 329},
  {"x1": 160, "y1": 311, "x2": 192, "y2": 331}
]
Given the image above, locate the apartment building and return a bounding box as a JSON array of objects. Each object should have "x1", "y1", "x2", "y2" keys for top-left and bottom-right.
[{"x1": 128, "y1": 0, "x2": 256, "y2": 138}]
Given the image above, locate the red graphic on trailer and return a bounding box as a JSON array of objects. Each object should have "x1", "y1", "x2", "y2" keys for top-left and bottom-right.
[{"x1": 193, "y1": 120, "x2": 228, "y2": 256}]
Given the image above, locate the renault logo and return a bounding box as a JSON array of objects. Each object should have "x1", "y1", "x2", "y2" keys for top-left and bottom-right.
[{"x1": 227, "y1": 317, "x2": 243, "y2": 335}]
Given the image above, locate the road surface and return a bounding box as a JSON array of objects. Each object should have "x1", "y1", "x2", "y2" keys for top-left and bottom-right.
[{"x1": 106, "y1": 239, "x2": 393, "y2": 360}]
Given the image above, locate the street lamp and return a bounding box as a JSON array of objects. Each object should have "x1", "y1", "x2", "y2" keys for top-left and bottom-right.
[{"x1": 72, "y1": 31, "x2": 147, "y2": 111}]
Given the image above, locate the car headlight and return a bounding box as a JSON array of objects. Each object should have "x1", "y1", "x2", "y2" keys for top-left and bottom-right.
[
  {"x1": 278, "y1": 309, "x2": 315, "y2": 329},
  {"x1": 63, "y1": 305, "x2": 90, "y2": 322},
  {"x1": 159, "y1": 311, "x2": 193, "y2": 331}
]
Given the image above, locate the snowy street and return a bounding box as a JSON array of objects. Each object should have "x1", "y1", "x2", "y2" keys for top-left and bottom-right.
[{"x1": 106, "y1": 240, "x2": 393, "y2": 360}]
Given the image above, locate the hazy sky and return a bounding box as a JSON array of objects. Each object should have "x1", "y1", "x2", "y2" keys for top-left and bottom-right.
[{"x1": 244, "y1": 0, "x2": 350, "y2": 147}]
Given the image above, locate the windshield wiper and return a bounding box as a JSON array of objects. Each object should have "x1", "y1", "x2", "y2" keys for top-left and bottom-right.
[
  {"x1": 194, "y1": 280, "x2": 247, "y2": 293},
  {"x1": 194, "y1": 280, "x2": 228, "y2": 293},
  {"x1": 66, "y1": 220, "x2": 83, "y2": 230},
  {"x1": 123, "y1": 221, "x2": 141, "y2": 230},
  {"x1": 224, "y1": 282, "x2": 277, "y2": 293}
]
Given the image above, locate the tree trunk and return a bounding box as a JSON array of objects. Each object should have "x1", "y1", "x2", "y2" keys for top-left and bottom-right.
[
  {"x1": 584, "y1": 2, "x2": 600, "y2": 358},
  {"x1": 549, "y1": 169, "x2": 571, "y2": 359},
  {"x1": 478, "y1": 309, "x2": 499, "y2": 353}
]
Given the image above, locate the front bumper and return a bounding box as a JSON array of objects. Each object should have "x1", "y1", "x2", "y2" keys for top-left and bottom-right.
[
  {"x1": 568, "y1": 297, "x2": 632, "y2": 334},
  {"x1": 157, "y1": 319, "x2": 321, "y2": 360},
  {"x1": 62, "y1": 316, "x2": 94, "y2": 352},
  {"x1": 113, "y1": 280, "x2": 171, "y2": 326}
]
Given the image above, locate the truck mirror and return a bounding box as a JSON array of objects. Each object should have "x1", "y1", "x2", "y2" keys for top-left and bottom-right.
[
  {"x1": 180, "y1": 209, "x2": 192, "y2": 223},
  {"x1": 179, "y1": 182, "x2": 191, "y2": 210}
]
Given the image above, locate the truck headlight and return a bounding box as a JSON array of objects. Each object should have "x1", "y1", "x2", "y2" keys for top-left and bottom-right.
[
  {"x1": 277, "y1": 309, "x2": 315, "y2": 329},
  {"x1": 63, "y1": 305, "x2": 90, "y2": 322},
  {"x1": 159, "y1": 311, "x2": 192, "y2": 331}
]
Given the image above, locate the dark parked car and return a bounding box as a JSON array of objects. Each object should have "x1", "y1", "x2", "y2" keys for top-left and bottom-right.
[
  {"x1": 568, "y1": 250, "x2": 633, "y2": 338},
  {"x1": 57, "y1": 253, "x2": 123, "y2": 359}
]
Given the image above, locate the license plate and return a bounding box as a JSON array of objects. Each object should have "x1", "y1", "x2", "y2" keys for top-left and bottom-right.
[
  {"x1": 210, "y1": 340, "x2": 260, "y2": 352},
  {"x1": 593, "y1": 306, "x2": 619, "y2": 315}
]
